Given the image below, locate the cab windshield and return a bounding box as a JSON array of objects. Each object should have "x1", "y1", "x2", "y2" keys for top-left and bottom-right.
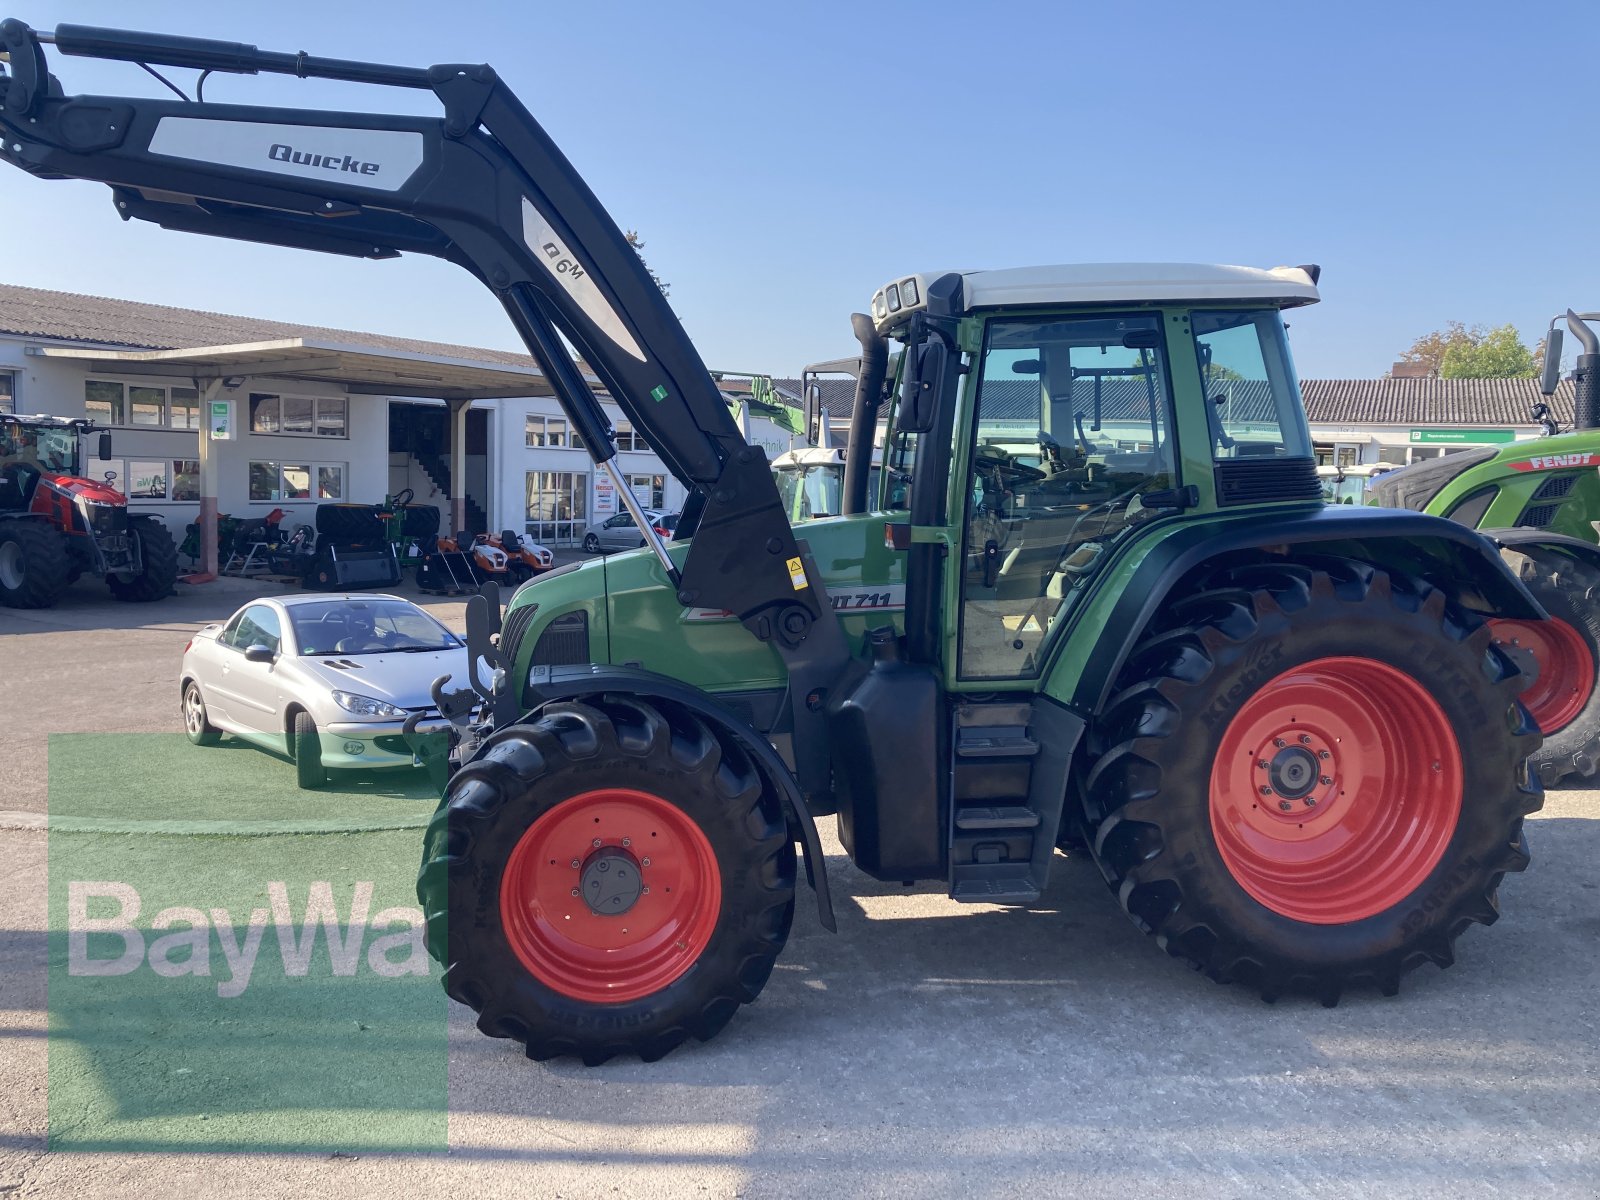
[
  {"x1": 289, "y1": 599, "x2": 462, "y2": 656},
  {"x1": 0, "y1": 423, "x2": 77, "y2": 474}
]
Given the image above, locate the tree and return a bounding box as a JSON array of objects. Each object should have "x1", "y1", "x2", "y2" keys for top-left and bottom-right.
[
  {"x1": 624, "y1": 230, "x2": 669, "y2": 297},
  {"x1": 1395, "y1": 321, "x2": 1537, "y2": 379}
]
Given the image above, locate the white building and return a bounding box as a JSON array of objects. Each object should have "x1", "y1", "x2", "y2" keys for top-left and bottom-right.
[{"x1": 0, "y1": 285, "x2": 799, "y2": 559}]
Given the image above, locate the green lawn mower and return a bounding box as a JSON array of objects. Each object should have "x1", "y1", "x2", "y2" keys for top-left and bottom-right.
[{"x1": 1370, "y1": 310, "x2": 1600, "y2": 785}]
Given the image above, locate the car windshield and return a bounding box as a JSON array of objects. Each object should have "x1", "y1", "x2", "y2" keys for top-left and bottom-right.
[{"x1": 288, "y1": 598, "x2": 462, "y2": 656}]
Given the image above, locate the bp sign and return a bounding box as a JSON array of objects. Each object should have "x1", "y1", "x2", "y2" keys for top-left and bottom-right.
[{"x1": 1408, "y1": 428, "x2": 1517, "y2": 445}]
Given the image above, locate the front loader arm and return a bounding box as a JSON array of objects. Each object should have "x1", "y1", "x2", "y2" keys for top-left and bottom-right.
[{"x1": 0, "y1": 19, "x2": 848, "y2": 800}]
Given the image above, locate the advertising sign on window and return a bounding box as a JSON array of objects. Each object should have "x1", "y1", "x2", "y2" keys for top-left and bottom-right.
[{"x1": 593, "y1": 474, "x2": 618, "y2": 516}]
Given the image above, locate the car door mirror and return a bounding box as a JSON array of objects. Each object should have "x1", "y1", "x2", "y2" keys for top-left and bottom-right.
[{"x1": 243, "y1": 644, "x2": 275, "y2": 663}]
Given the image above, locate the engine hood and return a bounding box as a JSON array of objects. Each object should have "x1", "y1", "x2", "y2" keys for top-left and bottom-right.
[
  {"x1": 42, "y1": 472, "x2": 126, "y2": 505},
  {"x1": 297, "y1": 646, "x2": 471, "y2": 709}
]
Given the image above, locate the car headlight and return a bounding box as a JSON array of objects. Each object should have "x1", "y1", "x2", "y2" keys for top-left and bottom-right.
[{"x1": 331, "y1": 691, "x2": 406, "y2": 718}]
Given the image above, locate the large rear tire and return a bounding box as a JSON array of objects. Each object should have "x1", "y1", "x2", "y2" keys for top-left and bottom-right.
[
  {"x1": 107, "y1": 515, "x2": 178, "y2": 602},
  {"x1": 418, "y1": 696, "x2": 795, "y2": 1065},
  {"x1": 1489, "y1": 550, "x2": 1600, "y2": 786},
  {"x1": 1080, "y1": 559, "x2": 1541, "y2": 1004},
  {"x1": 0, "y1": 520, "x2": 69, "y2": 609}
]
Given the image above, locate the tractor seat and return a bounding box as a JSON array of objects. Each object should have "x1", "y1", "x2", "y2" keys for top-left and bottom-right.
[{"x1": 500, "y1": 528, "x2": 523, "y2": 552}]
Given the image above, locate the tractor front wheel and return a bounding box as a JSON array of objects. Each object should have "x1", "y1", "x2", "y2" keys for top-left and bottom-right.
[
  {"x1": 107, "y1": 516, "x2": 178, "y2": 602},
  {"x1": 0, "y1": 520, "x2": 69, "y2": 609},
  {"x1": 418, "y1": 696, "x2": 795, "y2": 1064},
  {"x1": 1081, "y1": 559, "x2": 1541, "y2": 1004},
  {"x1": 1490, "y1": 552, "x2": 1600, "y2": 786}
]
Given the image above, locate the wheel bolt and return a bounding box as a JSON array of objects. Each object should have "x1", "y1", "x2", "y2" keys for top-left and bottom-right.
[
  {"x1": 592, "y1": 838, "x2": 603, "y2": 848},
  {"x1": 1259, "y1": 786, "x2": 1273, "y2": 795},
  {"x1": 622, "y1": 837, "x2": 632, "y2": 847},
  {"x1": 1319, "y1": 776, "x2": 1333, "y2": 786},
  {"x1": 1257, "y1": 760, "x2": 1269, "y2": 770},
  {"x1": 570, "y1": 858, "x2": 581, "y2": 869},
  {"x1": 570, "y1": 887, "x2": 579, "y2": 897},
  {"x1": 641, "y1": 857, "x2": 652, "y2": 867},
  {"x1": 1278, "y1": 800, "x2": 1293, "y2": 811},
  {"x1": 1273, "y1": 738, "x2": 1287, "y2": 748},
  {"x1": 1317, "y1": 750, "x2": 1330, "y2": 760},
  {"x1": 1299, "y1": 735, "x2": 1313, "y2": 745},
  {"x1": 642, "y1": 886, "x2": 650, "y2": 895},
  {"x1": 1305, "y1": 797, "x2": 1318, "y2": 808}
]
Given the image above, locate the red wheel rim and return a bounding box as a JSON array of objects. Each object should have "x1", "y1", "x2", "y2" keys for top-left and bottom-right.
[
  {"x1": 1209, "y1": 656, "x2": 1462, "y2": 925},
  {"x1": 499, "y1": 788, "x2": 722, "y2": 1003},
  {"x1": 1489, "y1": 617, "x2": 1595, "y2": 734}
]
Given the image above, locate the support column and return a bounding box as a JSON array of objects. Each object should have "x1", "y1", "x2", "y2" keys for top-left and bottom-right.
[
  {"x1": 448, "y1": 396, "x2": 472, "y2": 536},
  {"x1": 194, "y1": 377, "x2": 226, "y2": 580}
]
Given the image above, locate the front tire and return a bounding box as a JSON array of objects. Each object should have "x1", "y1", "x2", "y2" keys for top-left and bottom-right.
[
  {"x1": 1490, "y1": 551, "x2": 1600, "y2": 786},
  {"x1": 1081, "y1": 559, "x2": 1541, "y2": 1004},
  {"x1": 107, "y1": 516, "x2": 178, "y2": 602},
  {"x1": 583, "y1": 533, "x2": 601, "y2": 554},
  {"x1": 0, "y1": 521, "x2": 69, "y2": 609},
  {"x1": 293, "y1": 711, "x2": 327, "y2": 790},
  {"x1": 418, "y1": 696, "x2": 796, "y2": 1065},
  {"x1": 183, "y1": 680, "x2": 221, "y2": 746}
]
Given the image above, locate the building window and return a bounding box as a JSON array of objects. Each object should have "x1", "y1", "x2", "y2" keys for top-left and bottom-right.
[
  {"x1": 1377, "y1": 446, "x2": 1408, "y2": 466},
  {"x1": 250, "y1": 393, "x2": 347, "y2": 438},
  {"x1": 525, "y1": 414, "x2": 572, "y2": 448},
  {"x1": 614, "y1": 420, "x2": 652, "y2": 452},
  {"x1": 250, "y1": 460, "x2": 346, "y2": 502},
  {"x1": 626, "y1": 473, "x2": 666, "y2": 510},
  {"x1": 0, "y1": 370, "x2": 14, "y2": 414},
  {"x1": 171, "y1": 387, "x2": 200, "y2": 430},
  {"x1": 85, "y1": 380, "x2": 125, "y2": 425},
  {"x1": 130, "y1": 386, "x2": 166, "y2": 426},
  {"x1": 172, "y1": 459, "x2": 200, "y2": 501},
  {"x1": 525, "y1": 470, "x2": 589, "y2": 544},
  {"x1": 126, "y1": 460, "x2": 169, "y2": 500}
]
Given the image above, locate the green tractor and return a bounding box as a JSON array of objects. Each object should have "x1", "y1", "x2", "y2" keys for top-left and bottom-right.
[
  {"x1": 1369, "y1": 310, "x2": 1600, "y2": 785},
  {"x1": 2, "y1": 22, "x2": 1548, "y2": 1066}
]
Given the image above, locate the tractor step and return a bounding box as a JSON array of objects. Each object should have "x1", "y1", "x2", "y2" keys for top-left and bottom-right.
[
  {"x1": 954, "y1": 804, "x2": 1040, "y2": 830},
  {"x1": 954, "y1": 728, "x2": 1040, "y2": 758},
  {"x1": 950, "y1": 863, "x2": 1040, "y2": 903}
]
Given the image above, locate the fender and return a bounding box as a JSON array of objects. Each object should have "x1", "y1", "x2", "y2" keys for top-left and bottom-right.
[
  {"x1": 1480, "y1": 527, "x2": 1600, "y2": 575},
  {"x1": 1072, "y1": 505, "x2": 1546, "y2": 714},
  {"x1": 518, "y1": 663, "x2": 837, "y2": 933}
]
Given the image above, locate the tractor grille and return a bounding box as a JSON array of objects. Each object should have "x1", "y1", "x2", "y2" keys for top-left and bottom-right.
[
  {"x1": 1517, "y1": 472, "x2": 1581, "y2": 529},
  {"x1": 530, "y1": 611, "x2": 590, "y2": 667},
  {"x1": 79, "y1": 500, "x2": 127, "y2": 537},
  {"x1": 497, "y1": 601, "x2": 541, "y2": 669},
  {"x1": 1215, "y1": 457, "x2": 1322, "y2": 506}
]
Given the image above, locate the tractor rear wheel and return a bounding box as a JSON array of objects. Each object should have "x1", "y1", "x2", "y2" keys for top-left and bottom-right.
[
  {"x1": 0, "y1": 520, "x2": 69, "y2": 609},
  {"x1": 107, "y1": 516, "x2": 178, "y2": 602},
  {"x1": 1081, "y1": 559, "x2": 1541, "y2": 1004},
  {"x1": 1489, "y1": 552, "x2": 1600, "y2": 786},
  {"x1": 417, "y1": 696, "x2": 795, "y2": 1065}
]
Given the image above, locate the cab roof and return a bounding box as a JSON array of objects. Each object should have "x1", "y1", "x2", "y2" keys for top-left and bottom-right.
[{"x1": 870, "y1": 263, "x2": 1321, "y2": 332}]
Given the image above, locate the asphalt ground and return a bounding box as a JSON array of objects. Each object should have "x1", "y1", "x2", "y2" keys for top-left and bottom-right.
[{"x1": 1, "y1": 570, "x2": 1598, "y2": 1198}]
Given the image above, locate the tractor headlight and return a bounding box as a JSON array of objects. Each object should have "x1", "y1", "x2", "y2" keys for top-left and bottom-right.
[{"x1": 331, "y1": 691, "x2": 406, "y2": 719}]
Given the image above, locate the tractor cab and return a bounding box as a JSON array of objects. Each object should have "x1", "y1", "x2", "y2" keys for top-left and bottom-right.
[{"x1": 0, "y1": 414, "x2": 112, "y2": 508}]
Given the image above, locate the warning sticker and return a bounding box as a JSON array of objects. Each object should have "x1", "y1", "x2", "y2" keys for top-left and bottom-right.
[{"x1": 786, "y1": 556, "x2": 808, "y2": 590}]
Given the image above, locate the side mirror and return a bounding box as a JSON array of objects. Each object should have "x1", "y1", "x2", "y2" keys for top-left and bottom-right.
[
  {"x1": 97, "y1": 432, "x2": 112, "y2": 460},
  {"x1": 243, "y1": 644, "x2": 275, "y2": 663},
  {"x1": 894, "y1": 339, "x2": 947, "y2": 435},
  {"x1": 1540, "y1": 328, "x2": 1564, "y2": 396}
]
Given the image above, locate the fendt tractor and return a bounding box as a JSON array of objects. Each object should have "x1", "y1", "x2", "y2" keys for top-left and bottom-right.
[
  {"x1": 0, "y1": 22, "x2": 1549, "y2": 1065},
  {"x1": 0, "y1": 412, "x2": 178, "y2": 607},
  {"x1": 1371, "y1": 311, "x2": 1600, "y2": 787}
]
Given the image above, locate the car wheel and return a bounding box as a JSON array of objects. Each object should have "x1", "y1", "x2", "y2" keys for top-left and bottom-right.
[
  {"x1": 183, "y1": 680, "x2": 221, "y2": 746},
  {"x1": 583, "y1": 534, "x2": 601, "y2": 554},
  {"x1": 293, "y1": 710, "x2": 327, "y2": 790}
]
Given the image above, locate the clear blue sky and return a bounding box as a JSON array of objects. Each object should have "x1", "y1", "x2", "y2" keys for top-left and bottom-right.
[{"x1": 3, "y1": 0, "x2": 1597, "y2": 379}]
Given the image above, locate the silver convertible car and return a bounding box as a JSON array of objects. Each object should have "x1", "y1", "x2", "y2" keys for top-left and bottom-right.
[{"x1": 179, "y1": 593, "x2": 470, "y2": 789}]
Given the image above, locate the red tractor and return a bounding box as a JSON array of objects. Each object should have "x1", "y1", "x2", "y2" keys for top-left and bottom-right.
[{"x1": 0, "y1": 414, "x2": 178, "y2": 608}]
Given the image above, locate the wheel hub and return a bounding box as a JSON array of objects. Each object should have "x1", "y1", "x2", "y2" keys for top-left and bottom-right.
[
  {"x1": 1267, "y1": 744, "x2": 1319, "y2": 800},
  {"x1": 579, "y1": 846, "x2": 643, "y2": 916}
]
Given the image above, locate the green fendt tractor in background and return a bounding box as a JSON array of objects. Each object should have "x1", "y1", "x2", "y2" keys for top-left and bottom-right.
[
  {"x1": 0, "y1": 22, "x2": 1551, "y2": 1066},
  {"x1": 1371, "y1": 310, "x2": 1600, "y2": 785}
]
